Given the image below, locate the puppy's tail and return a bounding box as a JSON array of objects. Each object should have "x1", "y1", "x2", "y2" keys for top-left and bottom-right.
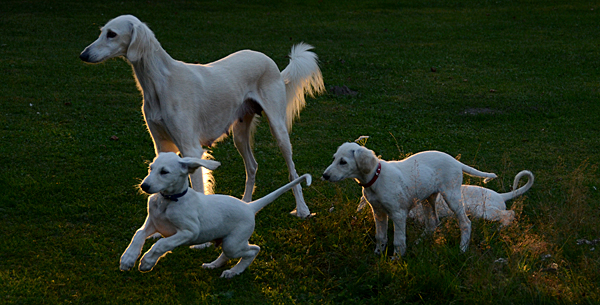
[
  {"x1": 281, "y1": 43, "x2": 325, "y2": 131},
  {"x1": 461, "y1": 164, "x2": 497, "y2": 183},
  {"x1": 500, "y1": 170, "x2": 534, "y2": 202},
  {"x1": 249, "y1": 174, "x2": 312, "y2": 214}
]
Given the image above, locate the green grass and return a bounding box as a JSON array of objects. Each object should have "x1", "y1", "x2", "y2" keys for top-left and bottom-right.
[{"x1": 1, "y1": 0, "x2": 599, "y2": 303}]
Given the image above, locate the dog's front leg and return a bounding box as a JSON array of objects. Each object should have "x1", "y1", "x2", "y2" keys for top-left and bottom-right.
[
  {"x1": 145, "y1": 119, "x2": 179, "y2": 156},
  {"x1": 178, "y1": 146, "x2": 208, "y2": 194},
  {"x1": 389, "y1": 209, "x2": 408, "y2": 258},
  {"x1": 120, "y1": 222, "x2": 156, "y2": 271},
  {"x1": 139, "y1": 230, "x2": 193, "y2": 272},
  {"x1": 371, "y1": 206, "x2": 389, "y2": 255}
]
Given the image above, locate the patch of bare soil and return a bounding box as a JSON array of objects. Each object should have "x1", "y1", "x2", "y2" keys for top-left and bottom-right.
[{"x1": 329, "y1": 85, "x2": 358, "y2": 96}]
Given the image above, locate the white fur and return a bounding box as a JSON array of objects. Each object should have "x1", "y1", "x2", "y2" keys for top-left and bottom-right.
[
  {"x1": 322, "y1": 142, "x2": 497, "y2": 256},
  {"x1": 120, "y1": 152, "x2": 312, "y2": 278},
  {"x1": 409, "y1": 170, "x2": 534, "y2": 226},
  {"x1": 80, "y1": 15, "x2": 324, "y2": 218}
]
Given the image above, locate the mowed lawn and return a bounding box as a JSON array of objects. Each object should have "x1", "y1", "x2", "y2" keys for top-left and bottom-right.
[{"x1": 1, "y1": 0, "x2": 599, "y2": 304}]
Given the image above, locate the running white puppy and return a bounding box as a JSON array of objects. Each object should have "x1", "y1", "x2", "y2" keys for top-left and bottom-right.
[
  {"x1": 409, "y1": 170, "x2": 534, "y2": 226},
  {"x1": 322, "y1": 142, "x2": 497, "y2": 256},
  {"x1": 80, "y1": 15, "x2": 324, "y2": 218},
  {"x1": 120, "y1": 152, "x2": 312, "y2": 278}
]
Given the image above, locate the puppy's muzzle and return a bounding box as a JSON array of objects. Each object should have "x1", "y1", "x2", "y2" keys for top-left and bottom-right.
[
  {"x1": 321, "y1": 173, "x2": 330, "y2": 181},
  {"x1": 140, "y1": 183, "x2": 151, "y2": 194}
]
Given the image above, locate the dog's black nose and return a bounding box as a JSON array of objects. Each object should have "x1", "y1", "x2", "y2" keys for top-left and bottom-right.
[
  {"x1": 322, "y1": 173, "x2": 330, "y2": 181},
  {"x1": 79, "y1": 50, "x2": 90, "y2": 62},
  {"x1": 140, "y1": 183, "x2": 151, "y2": 193}
]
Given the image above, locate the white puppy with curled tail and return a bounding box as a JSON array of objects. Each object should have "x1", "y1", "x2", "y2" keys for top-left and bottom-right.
[
  {"x1": 120, "y1": 152, "x2": 312, "y2": 278},
  {"x1": 322, "y1": 142, "x2": 496, "y2": 257},
  {"x1": 409, "y1": 170, "x2": 534, "y2": 226}
]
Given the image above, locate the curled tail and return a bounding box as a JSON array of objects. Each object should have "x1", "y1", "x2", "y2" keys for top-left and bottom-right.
[
  {"x1": 461, "y1": 164, "x2": 497, "y2": 183},
  {"x1": 249, "y1": 174, "x2": 312, "y2": 214},
  {"x1": 500, "y1": 170, "x2": 534, "y2": 202},
  {"x1": 281, "y1": 43, "x2": 325, "y2": 131}
]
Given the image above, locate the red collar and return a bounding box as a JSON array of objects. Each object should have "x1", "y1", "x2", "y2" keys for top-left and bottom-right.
[{"x1": 359, "y1": 162, "x2": 381, "y2": 188}]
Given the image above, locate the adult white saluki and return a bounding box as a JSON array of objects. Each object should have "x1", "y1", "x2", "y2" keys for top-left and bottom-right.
[{"x1": 80, "y1": 15, "x2": 324, "y2": 218}]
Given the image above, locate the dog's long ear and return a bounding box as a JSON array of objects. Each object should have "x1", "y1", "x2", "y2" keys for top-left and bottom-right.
[
  {"x1": 180, "y1": 158, "x2": 221, "y2": 174},
  {"x1": 127, "y1": 22, "x2": 152, "y2": 62},
  {"x1": 354, "y1": 146, "x2": 378, "y2": 175}
]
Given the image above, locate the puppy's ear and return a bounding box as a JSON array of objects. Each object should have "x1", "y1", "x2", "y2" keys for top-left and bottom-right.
[
  {"x1": 199, "y1": 159, "x2": 221, "y2": 171},
  {"x1": 126, "y1": 22, "x2": 151, "y2": 62},
  {"x1": 354, "y1": 146, "x2": 378, "y2": 175},
  {"x1": 180, "y1": 158, "x2": 221, "y2": 174}
]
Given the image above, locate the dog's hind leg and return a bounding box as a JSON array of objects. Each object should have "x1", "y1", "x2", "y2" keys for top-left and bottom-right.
[
  {"x1": 423, "y1": 194, "x2": 440, "y2": 233},
  {"x1": 202, "y1": 252, "x2": 229, "y2": 269},
  {"x1": 442, "y1": 190, "x2": 472, "y2": 252},
  {"x1": 220, "y1": 244, "x2": 260, "y2": 279},
  {"x1": 268, "y1": 121, "x2": 311, "y2": 218},
  {"x1": 233, "y1": 113, "x2": 259, "y2": 202},
  {"x1": 414, "y1": 195, "x2": 441, "y2": 246},
  {"x1": 215, "y1": 228, "x2": 260, "y2": 278}
]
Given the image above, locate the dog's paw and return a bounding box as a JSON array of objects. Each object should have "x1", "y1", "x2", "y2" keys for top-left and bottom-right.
[
  {"x1": 120, "y1": 261, "x2": 135, "y2": 271},
  {"x1": 138, "y1": 257, "x2": 156, "y2": 272},
  {"x1": 394, "y1": 245, "x2": 406, "y2": 257},
  {"x1": 202, "y1": 262, "x2": 218, "y2": 269},
  {"x1": 148, "y1": 233, "x2": 162, "y2": 240},
  {"x1": 290, "y1": 209, "x2": 316, "y2": 219},
  {"x1": 220, "y1": 269, "x2": 239, "y2": 279},
  {"x1": 119, "y1": 253, "x2": 137, "y2": 271},
  {"x1": 374, "y1": 243, "x2": 387, "y2": 255},
  {"x1": 190, "y1": 242, "x2": 213, "y2": 250}
]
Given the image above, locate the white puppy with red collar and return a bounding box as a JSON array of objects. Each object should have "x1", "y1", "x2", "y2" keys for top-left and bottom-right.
[
  {"x1": 120, "y1": 152, "x2": 311, "y2": 278},
  {"x1": 322, "y1": 142, "x2": 496, "y2": 256}
]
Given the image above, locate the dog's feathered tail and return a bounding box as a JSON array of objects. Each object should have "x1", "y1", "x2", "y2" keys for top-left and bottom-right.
[
  {"x1": 461, "y1": 164, "x2": 498, "y2": 183},
  {"x1": 500, "y1": 170, "x2": 534, "y2": 202},
  {"x1": 201, "y1": 151, "x2": 217, "y2": 195},
  {"x1": 281, "y1": 43, "x2": 325, "y2": 131},
  {"x1": 249, "y1": 174, "x2": 312, "y2": 214}
]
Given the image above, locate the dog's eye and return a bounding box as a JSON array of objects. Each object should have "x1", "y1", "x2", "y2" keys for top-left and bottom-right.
[
  {"x1": 106, "y1": 30, "x2": 117, "y2": 39},
  {"x1": 160, "y1": 169, "x2": 169, "y2": 175},
  {"x1": 339, "y1": 159, "x2": 347, "y2": 165}
]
